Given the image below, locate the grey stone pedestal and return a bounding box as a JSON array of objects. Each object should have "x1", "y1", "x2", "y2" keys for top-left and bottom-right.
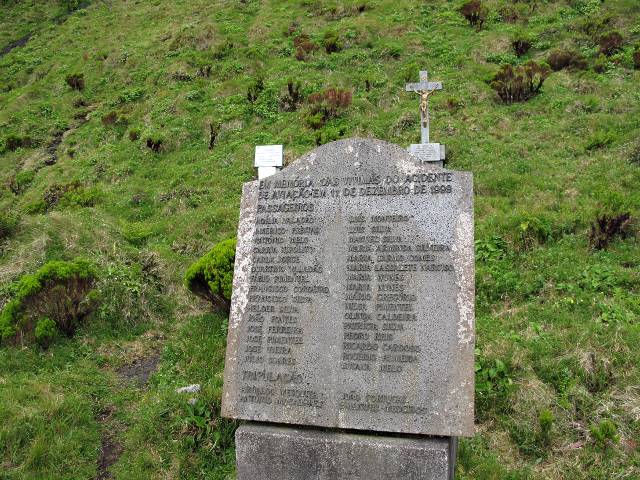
[{"x1": 235, "y1": 423, "x2": 456, "y2": 480}]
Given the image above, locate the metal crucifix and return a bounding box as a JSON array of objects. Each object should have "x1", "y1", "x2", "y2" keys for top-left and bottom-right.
[{"x1": 405, "y1": 70, "x2": 443, "y2": 144}]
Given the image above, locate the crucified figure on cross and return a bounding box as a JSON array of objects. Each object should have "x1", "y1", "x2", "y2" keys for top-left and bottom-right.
[
  {"x1": 405, "y1": 70, "x2": 443, "y2": 144},
  {"x1": 418, "y1": 87, "x2": 438, "y2": 118}
]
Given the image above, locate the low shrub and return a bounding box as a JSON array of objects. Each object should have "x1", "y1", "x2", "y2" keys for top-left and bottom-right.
[
  {"x1": 129, "y1": 128, "x2": 140, "y2": 141},
  {"x1": 459, "y1": 0, "x2": 488, "y2": 31},
  {"x1": 185, "y1": 90, "x2": 203, "y2": 102},
  {"x1": 580, "y1": 352, "x2": 613, "y2": 393},
  {"x1": 43, "y1": 181, "x2": 98, "y2": 210},
  {"x1": 145, "y1": 134, "x2": 163, "y2": 153},
  {"x1": 514, "y1": 215, "x2": 552, "y2": 251},
  {"x1": 590, "y1": 419, "x2": 619, "y2": 448},
  {"x1": 0, "y1": 259, "x2": 98, "y2": 344},
  {"x1": 499, "y1": 5, "x2": 519, "y2": 23},
  {"x1": 9, "y1": 170, "x2": 35, "y2": 194},
  {"x1": 208, "y1": 122, "x2": 220, "y2": 150},
  {"x1": 24, "y1": 199, "x2": 46, "y2": 215},
  {"x1": 58, "y1": 186, "x2": 100, "y2": 209},
  {"x1": 475, "y1": 356, "x2": 515, "y2": 420},
  {"x1": 249, "y1": 83, "x2": 280, "y2": 119},
  {"x1": 633, "y1": 48, "x2": 640, "y2": 70},
  {"x1": 73, "y1": 98, "x2": 88, "y2": 108},
  {"x1": 377, "y1": 41, "x2": 402, "y2": 59},
  {"x1": 101, "y1": 111, "x2": 118, "y2": 126},
  {"x1": 630, "y1": 142, "x2": 640, "y2": 165},
  {"x1": 122, "y1": 222, "x2": 154, "y2": 246},
  {"x1": 392, "y1": 112, "x2": 416, "y2": 136},
  {"x1": 475, "y1": 235, "x2": 508, "y2": 262},
  {"x1": 486, "y1": 52, "x2": 518, "y2": 65},
  {"x1": 593, "y1": 54, "x2": 609, "y2": 73},
  {"x1": 184, "y1": 238, "x2": 237, "y2": 314},
  {"x1": 44, "y1": 182, "x2": 79, "y2": 209},
  {"x1": 61, "y1": 0, "x2": 82, "y2": 12},
  {"x1": 306, "y1": 88, "x2": 352, "y2": 128},
  {"x1": 585, "y1": 130, "x2": 617, "y2": 151},
  {"x1": 588, "y1": 212, "x2": 631, "y2": 250},
  {"x1": 34, "y1": 317, "x2": 57, "y2": 347},
  {"x1": 537, "y1": 409, "x2": 554, "y2": 448},
  {"x1": 506, "y1": 407, "x2": 556, "y2": 459},
  {"x1": 101, "y1": 111, "x2": 128, "y2": 130},
  {"x1": 196, "y1": 64, "x2": 212, "y2": 78},
  {"x1": 512, "y1": 38, "x2": 532, "y2": 57},
  {"x1": 577, "y1": 13, "x2": 612, "y2": 36},
  {"x1": 172, "y1": 71, "x2": 193, "y2": 82},
  {"x1": 322, "y1": 31, "x2": 342, "y2": 54},
  {"x1": 285, "y1": 21, "x2": 299, "y2": 37},
  {"x1": 280, "y1": 80, "x2": 304, "y2": 112},
  {"x1": 180, "y1": 399, "x2": 237, "y2": 451},
  {"x1": 490, "y1": 61, "x2": 551, "y2": 104},
  {"x1": 599, "y1": 31, "x2": 623, "y2": 57},
  {"x1": 247, "y1": 76, "x2": 264, "y2": 103},
  {"x1": 212, "y1": 40, "x2": 234, "y2": 60},
  {"x1": 476, "y1": 260, "x2": 522, "y2": 304},
  {"x1": 315, "y1": 125, "x2": 347, "y2": 146},
  {"x1": 323, "y1": 3, "x2": 369, "y2": 20},
  {"x1": 3, "y1": 134, "x2": 33, "y2": 152},
  {"x1": 65, "y1": 73, "x2": 85, "y2": 91},
  {"x1": 0, "y1": 212, "x2": 18, "y2": 241},
  {"x1": 399, "y1": 61, "x2": 419, "y2": 83},
  {"x1": 570, "y1": 0, "x2": 602, "y2": 14},
  {"x1": 119, "y1": 87, "x2": 144, "y2": 103},
  {"x1": 547, "y1": 49, "x2": 587, "y2": 71},
  {"x1": 95, "y1": 253, "x2": 166, "y2": 327},
  {"x1": 293, "y1": 34, "x2": 317, "y2": 61},
  {"x1": 446, "y1": 97, "x2": 463, "y2": 112}
]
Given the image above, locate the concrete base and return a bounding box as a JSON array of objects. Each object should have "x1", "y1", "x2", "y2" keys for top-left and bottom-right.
[{"x1": 235, "y1": 423, "x2": 456, "y2": 480}]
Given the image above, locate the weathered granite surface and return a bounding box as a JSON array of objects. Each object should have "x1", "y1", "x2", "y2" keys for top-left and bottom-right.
[
  {"x1": 222, "y1": 138, "x2": 474, "y2": 436},
  {"x1": 235, "y1": 423, "x2": 453, "y2": 480}
]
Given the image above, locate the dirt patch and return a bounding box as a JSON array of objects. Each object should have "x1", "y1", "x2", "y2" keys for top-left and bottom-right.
[
  {"x1": 53, "y1": 1, "x2": 93, "y2": 24},
  {"x1": 96, "y1": 434, "x2": 123, "y2": 479},
  {"x1": 95, "y1": 406, "x2": 124, "y2": 480},
  {"x1": 43, "y1": 108, "x2": 91, "y2": 166},
  {"x1": 44, "y1": 129, "x2": 67, "y2": 166},
  {"x1": 117, "y1": 354, "x2": 161, "y2": 387},
  {"x1": 0, "y1": 33, "x2": 31, "y2": 58}
]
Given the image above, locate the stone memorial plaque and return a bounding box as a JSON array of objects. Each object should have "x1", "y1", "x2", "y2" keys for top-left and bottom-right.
[
  {"x1": 223, "y1": 138, "x2": 474, "y2": 437},
  {"x1": 409, "y1": 143, "x2": 444, "y2": 163}
]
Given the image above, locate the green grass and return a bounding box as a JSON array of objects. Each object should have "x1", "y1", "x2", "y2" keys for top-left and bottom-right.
[{"x1": 1, "y1": 0, "x2": 639, "y2": 478}]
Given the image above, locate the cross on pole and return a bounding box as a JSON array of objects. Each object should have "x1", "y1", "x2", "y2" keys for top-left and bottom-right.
[{"x1": 405, "y1": 71, "x2": 443, "y2": 144}]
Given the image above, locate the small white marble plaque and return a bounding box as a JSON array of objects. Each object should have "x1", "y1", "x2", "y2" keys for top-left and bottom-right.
[
  {"x1": 255, "y1": 145, "x2": 283, "y2": 167},
  {"x1": 409, "y1": 143, "x2": 444, "y2": 162}
]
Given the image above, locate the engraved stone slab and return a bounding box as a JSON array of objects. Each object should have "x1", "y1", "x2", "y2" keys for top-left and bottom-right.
[
  {"x1": 236, "y1": 423, "x2": 454, "y2": 480},
  {"x1": 223, "y1": 138, "x2": 474, "y2": 437}
]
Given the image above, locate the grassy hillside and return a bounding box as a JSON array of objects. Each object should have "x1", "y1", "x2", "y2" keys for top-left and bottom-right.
[{"x1": 0, "y1": 0, "x2": 639, "y2": 478}]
